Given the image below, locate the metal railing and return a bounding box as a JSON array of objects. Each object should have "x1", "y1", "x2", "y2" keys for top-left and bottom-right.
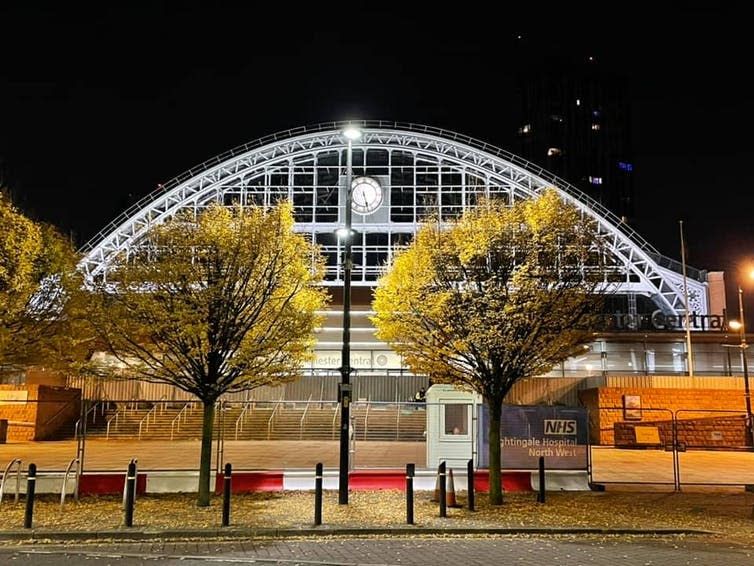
[
  {"x1": 105, "y1": 411, "x2": 120, "y2": 439},
  {"x1": 75, "y1": 399, "x2": 113, "y2": 438},
  {"x1": 0, "y1": 458, "x2": 22, "y2": 504},
  {"x1": 234, "y1": 400, "x2": 253, "y2": 440},
  {"x1": 266, "y1": 401, "x2": 282, "y2": 440},
  {"x1": 170, "y1": 402, "x2": 195, "y2": 440},
  {"x1": 137, "y1": 397, "x2": 167, "y2": 439},
  {"x1": 60, "y1": 458, "x2": 80, "y2": 509},
  {"x1": 298, "y1": 394, "x2": 313, "y2": 439}
]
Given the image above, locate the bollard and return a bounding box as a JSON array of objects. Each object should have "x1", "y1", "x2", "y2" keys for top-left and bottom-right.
[
  {"x1": 406, "y1": 463, "x2": 415, "y2": 525},
  {"x1": 23, "y1": 463, "x2": 36, "y2": 529},
  {"x1": 438, "y1": 461, "x2": 447, "y2": 518},
  {"x1": 314, "y1": 462, "x2": 323, "y2": 525},
  {"x1": 122, "y1": 458, "x2": 138, "y2": 510},
  {"x1": 467, "y1": 459, "x2": 475, "y2": 511},
  {"x1": 222, "y1": 463, "x2": 232, "y2": 527},
  {"x1": 537, "y1": 455, "x2": 546, "y2": 503},
  {"x1": 124, "y1": 460, "x2": 136, "y2": 527}
]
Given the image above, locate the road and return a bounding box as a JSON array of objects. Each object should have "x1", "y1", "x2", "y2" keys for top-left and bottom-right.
[{"x1": 2, "y1": 536, "x2": 752, "y2": 565}]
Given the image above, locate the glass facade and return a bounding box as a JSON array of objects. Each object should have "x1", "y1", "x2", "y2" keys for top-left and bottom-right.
[{"x1": 221, "y1": 147, "x2": 521, "y2": 284}]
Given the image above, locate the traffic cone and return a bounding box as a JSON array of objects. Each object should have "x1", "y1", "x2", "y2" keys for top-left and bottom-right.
[{"x1": 446, "y1": 468, "x2": 460, "y2": 508}]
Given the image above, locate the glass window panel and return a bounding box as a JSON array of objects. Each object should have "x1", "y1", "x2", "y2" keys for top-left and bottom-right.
[
  {"x1": 444, "y1": 404, "x2": 468, "y2": 435},
  {"x1": 365, "y1": 149, "x2": 389, "y2": 176}
]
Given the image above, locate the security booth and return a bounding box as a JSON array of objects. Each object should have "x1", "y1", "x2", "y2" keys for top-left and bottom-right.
[
  {"x1": 425, "y1": 384, "x2": 479, "y2": 469},
  {"x1": 426, "y1": 384, "x2": 589, "y2": 472}
]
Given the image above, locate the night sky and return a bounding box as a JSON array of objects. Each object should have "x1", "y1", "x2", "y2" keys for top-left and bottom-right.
[{"x1": 2, "y1": 3, "x2": 753, "y2": 314}]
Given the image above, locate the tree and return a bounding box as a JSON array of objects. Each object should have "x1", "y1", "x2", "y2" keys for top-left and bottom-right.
[
  {"x1": 0, "y1": 191, "x2": 84, "y2": 370},
  {"x1": 372, "y1": 190, "x2": 614, "y2": 505},
  {"x1": 86, "y1": 202, "x2": 328, "y2": 506}
]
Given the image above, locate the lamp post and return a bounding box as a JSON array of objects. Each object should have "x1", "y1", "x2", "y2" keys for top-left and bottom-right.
[
  {"x1": 730, "y1": 286, "x2": 753, "y2": 447},
  {"x1": 338, "y1": 125, "x2": 361, "y2": 504}
]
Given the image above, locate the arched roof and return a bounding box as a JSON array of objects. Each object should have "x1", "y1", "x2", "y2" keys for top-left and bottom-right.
[{"x1": 78, "y1": 120, "x2": 708, "y2": 316}]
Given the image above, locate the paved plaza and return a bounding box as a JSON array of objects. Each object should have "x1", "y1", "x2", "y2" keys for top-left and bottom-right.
[{"x1": 2, "y1": 439, "x2": 754, "y2": 489}]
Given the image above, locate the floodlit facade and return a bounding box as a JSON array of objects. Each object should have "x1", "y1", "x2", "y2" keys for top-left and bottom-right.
[{"x1": 79, "y1": 121, "x2": 739, "y2": 378}]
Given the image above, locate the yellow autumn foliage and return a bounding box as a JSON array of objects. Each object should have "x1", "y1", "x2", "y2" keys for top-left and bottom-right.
[
  {"x1": 372, "y1": 189, "x2": 613, "y2": 504},
  {"x1": 0, "y1": 192, "x2": 84, "y2": 367},
  {"x1": 86, "y1": 201, "x2": 329, "y2": 399}
]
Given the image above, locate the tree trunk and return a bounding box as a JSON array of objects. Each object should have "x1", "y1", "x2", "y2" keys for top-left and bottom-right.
[
  {"x1": 487, "y1": 400, "x2": 504, "y2": 505},
  {"x1": 197, "y1": 400, "x2": 215, "y2": 507}
]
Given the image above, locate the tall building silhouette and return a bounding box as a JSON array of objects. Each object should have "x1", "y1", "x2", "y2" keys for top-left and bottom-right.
[{"x1": 514, "y1": 46, "x2": 635, "y2": 223}]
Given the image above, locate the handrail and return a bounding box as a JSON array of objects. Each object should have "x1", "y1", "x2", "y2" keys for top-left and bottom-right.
[
  {"x1": 234, "y1": 400, "x2": 253, "y2": 440},
  {"x1": 138, "y1": 397, "x2": 167, "y2": 439},
  {"x1": 96, "y1": 395, "x2": 112, "y2": 422},
  {"x1": 363, "y1": 402, "x2": 372, "y2": 441},
  {"x1": 0, "y1": 458, "x2": 22, "y2": 504},
  {"x1": 60, "y1": 458, "x2": 80, "y2": 510},
  {"x1": 105, "y1": 411, "x2": 120, "y2": 439},
  {"x1": 331, "y1": 404, "x2": 340, "y2": 440},
  {"x1": 75, "y1": 400, "x2": 105, "y2": 438},
  {"x1": 396, "y1": 404, "x2": 401, "y2": 440},
  {"x1": 170, "y1": 401, "x2": 194, "y2": 440},
  {"x1": 299, "y1": 394, "x2": 313, "y2": 440},
  {"x1": 266, "y1": 400, "x2": 282, "y2": 440}
]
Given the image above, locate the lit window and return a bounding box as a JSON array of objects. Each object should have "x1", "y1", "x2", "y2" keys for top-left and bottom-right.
[
  {"x1": 618, "y1": 161, "x2": 634, "y2": 172},
  {"x1": 591, "y1": 123, "x2": 601, "y2": 131},
  {"x1": 592, "y1": 110, "x2": 601, "y2": 119},
  {"x1": 576, "y1": 98, "x2": 581, "y2": 106},
  {"x1": 444, "y1": 404, "x2": 468, "y2": 435},
  {"x1": 550, "y1": 114, "x2": 563, "y2": 122},
  {"x1": 518, "y1": 124, "x2": 531, "y2": 134},
  {"x1": 547, "y1": 147, "x2": 562, "y2": 156},
  {"x1": 589, "y1": 176, "x2": 603, "y2": 185}
]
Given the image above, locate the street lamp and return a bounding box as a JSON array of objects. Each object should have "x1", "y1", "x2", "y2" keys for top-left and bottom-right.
[
  {"x1": 727, "y1": 286, "x2": 753, "y2": 448},
  {"x1": 338, "y1": 124, "x2": 361, "y2": 504}
]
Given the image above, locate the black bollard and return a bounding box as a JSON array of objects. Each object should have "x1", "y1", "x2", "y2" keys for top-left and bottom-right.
[
  {"x1": 537, "y1": 455, "x2": 546, "y2": 503},
  {"x1": 406, "y1": 463, "x2": 415, "y2": 525},
  {"x1": 467, "y1": 459, "x2": 475, "y2": 511},
  {"x1": 124, "y1": 461, "x2": 136, "y2": 527},
  {"x1": 438, "y1": 461, "x2": 447, "y2": 518},
  {"x1": 24, "y1": 463, "x2": 37, "y2": 529},
  {"x1": 222, "y1": 463, "x2": 232, "y2": 527},
  {"x1": 314, "y1": 462, "x2": 323, "y2": 525}
]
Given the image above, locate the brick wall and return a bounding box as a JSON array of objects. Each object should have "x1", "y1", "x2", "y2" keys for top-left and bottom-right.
[
  {"x1": 614, "y1": 415, "x2": 747, "y2": 447},
  {"x1": 578, "y1": 387, "x2": 749, "y2": 446},
  {"x1": 0, "y1": 384, "x2": 81, "y2": 441}
]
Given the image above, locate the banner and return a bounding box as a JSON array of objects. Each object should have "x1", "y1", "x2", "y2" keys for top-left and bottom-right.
[{"x1": 477, "y1": 404, "x2": 588, "y2": 470}]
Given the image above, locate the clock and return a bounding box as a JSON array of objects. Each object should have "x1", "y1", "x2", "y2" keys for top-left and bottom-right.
[{"x1": 350, "y1": 176, "x2": 383, "y2": 214}]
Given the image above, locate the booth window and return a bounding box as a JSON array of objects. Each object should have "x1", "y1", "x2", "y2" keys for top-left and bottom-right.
[{"x1": 444, "y1": 404, "x2": 468, "y2": 435}]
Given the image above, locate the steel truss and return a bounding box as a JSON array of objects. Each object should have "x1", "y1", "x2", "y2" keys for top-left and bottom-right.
[{"x1": 78, "y1": 121, "x2": 707, "y2": 317}]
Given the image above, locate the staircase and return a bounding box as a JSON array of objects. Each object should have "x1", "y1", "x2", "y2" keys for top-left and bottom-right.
[{"x1": 81, "y1": 401, "x2": 425, "y2": 442}]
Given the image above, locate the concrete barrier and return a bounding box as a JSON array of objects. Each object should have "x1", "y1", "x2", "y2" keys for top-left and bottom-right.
[{"x1": 20, "y1": 469, "x2": 594, "y2": 495}]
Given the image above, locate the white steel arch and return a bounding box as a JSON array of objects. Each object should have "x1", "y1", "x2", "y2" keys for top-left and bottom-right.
[{"x1": 78, "y1": 121, "x2": 708, "y2": 317}]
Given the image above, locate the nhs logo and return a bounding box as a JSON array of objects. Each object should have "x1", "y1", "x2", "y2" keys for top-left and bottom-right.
[{"x1": 544, "y1": 419, "x2": 577, "y2": 435}]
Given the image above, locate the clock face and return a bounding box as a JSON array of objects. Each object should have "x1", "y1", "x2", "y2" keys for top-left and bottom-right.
[{"x1": 351, "y1": 176, "x2": 383, "y2": 214}]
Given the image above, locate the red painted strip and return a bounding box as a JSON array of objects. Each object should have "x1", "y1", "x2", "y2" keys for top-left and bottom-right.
[
  {"x1": 75, "y1": 470, "x2": 532, "y2": 495},
  {"x1": 78, "y1": 473, "x2": 147, "y2": 496},
  {"x1": 472, "y1": 471, "x2": 532, "y2": 492},
  {"x1": 214, "y1": 472, "x2": 284, "y2": 493},
  {"x1": 348, "y1": 470, "x2": 406, "y2": 490},
  {"x1": 504, "y1": 472, "x2": 533, "y2": 491}
]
